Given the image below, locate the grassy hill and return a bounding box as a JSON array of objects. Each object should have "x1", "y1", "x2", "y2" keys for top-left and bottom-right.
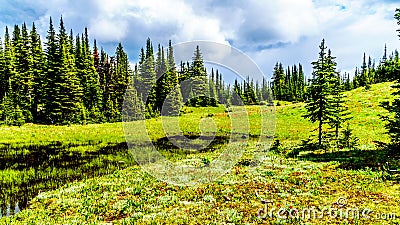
[
  {"x1": 275, "y1": 82, "x2": 395, "y2": 148},
  {"x1": 1, "y1": 82, "x2": 399, "y2": 224}
]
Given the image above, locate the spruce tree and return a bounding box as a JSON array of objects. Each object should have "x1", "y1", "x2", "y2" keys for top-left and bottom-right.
[
  {"x1": 383, "y1": 8, "x2": 400, "y2": 151},
  {"x1": 303, "y1": 39, "x2": 337, "y2": 147},
  {"x1": 298, "y1": 63, "x2": 305, "y2": 100},
  {"x1": 328, "y1": 50, "x2": 351, "y2": 147},
  {"x1": 43, "y1": 17, "x2": 59, "y2": 123},
  {"x1": 58, "y1": 17, "x2": 84, "y2": 124},
  {"x1": 82, "y1": 28, "x2": 103, "y2": 121},
  {"x1": 162, "y1": 41, "x2": 182, "y2": 115},
  {"x1": 29, "y1": 22, "x2": 46, "y2": 122},
  {"x1": 2, "y1": 27, "x2": 16, "y2": 107},
  {"x1": 189, "y1": 45, "x2": 209, "y2": 107},
  {"x1": 0, "y1": 37, "x2": 4, "y2": 103},
  {"x1": 208, "y1": 68, "x2": 218, "y2": 106},
  {"x1": 262, "y1": 78, "x2": 273, "y2": 103},
  {"x1": 139, "y1": 38, "x2": 157, "y2": 117},
  {"x1": 272, "y1": 62, "x2": 285, "y2": 101},
  {"x1": 231, "y1": 79, "x2": 243, "y2": 105},
  {"x1": 155, "y1": 44, "x2": 168, "y2": 110},
  {"x1": 12, "y1": 23, "x2": 33, "y2": 121},
  {"x1": 44, "y1": 17, "x2": 83, "y2": 124}
]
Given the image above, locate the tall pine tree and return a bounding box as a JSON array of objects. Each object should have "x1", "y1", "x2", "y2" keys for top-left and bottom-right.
[{"x1": 303, "y1": 39, "x2": 337, "y2": 147}]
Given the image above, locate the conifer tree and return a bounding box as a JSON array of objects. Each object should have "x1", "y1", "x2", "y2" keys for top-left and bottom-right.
[
  {"x1": 298, "y1": 64, "x2": 305, "y2": 100},
  {"x1": 2, "y1": 27, "x2": 16, "y2": 105},
  {"x1": 383, "y1": 8, "x2": 400, "y2": 151},
  {"x1": 81, "y1": 28, "x2": 103, "y2": 121},
  {"x1": 155, "y1": 44, "x2": 168, "y2": 110},
  {"x1": 272, "y1": 62, "x2": 285, "y2": 100},
  {"x1": 44, "y1": 17, "x2": 83, "y2": 124},
  {"x1": 303, "y1": 39, "x2": 337, "y2": 147},
  {"x1": 57, "y1": 17, "x2": 84, "y2": 124},
  {"x1": 43, "y1": 17, "x2": 59, "y2": 123},
  {"x1": 0, "y1": 36, "x2": 4, "y2": 102},
  {"x1": 328, "y1": 50, "x2": 351, "y2": 146},
  {"x1": 188, "y1": 45, "x2": 209, "y2": 107},
  {"x1": 162, "y1": 41, "x2": 182, "y2": 115},
  {"x1": 231, "y1": 79, "x2": 243, "y2": 105},
  {"x1": 0, "y1": 79, "x2": 24, "y2": 126},
  {"x1": 29, "y1": 22, "x2": 46, "y2": 122},
  {"x1": 138, "y1": 38, "x2": 157, "y2": 117},
  {"x1": 208, "y1": 69, "x2": 218, "y2": 106},
  {"x1": 12, "y1": 23, "x2": 33, "y2": 121},
  {"x1": 262, "y1": 78, "x2": 273, "y2": 103}
]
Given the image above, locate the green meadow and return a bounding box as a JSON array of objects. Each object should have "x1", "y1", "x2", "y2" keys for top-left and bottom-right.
[{"x1": 0, "y1": 82, "x2": 399, "y2": 224}]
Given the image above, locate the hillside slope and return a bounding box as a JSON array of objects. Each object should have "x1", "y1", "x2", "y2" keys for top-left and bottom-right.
[{"x1": 275, "y1": 82, "x2": 395, "y2": 149}]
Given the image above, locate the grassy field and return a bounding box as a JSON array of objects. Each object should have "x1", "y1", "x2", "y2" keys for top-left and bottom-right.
[{"x1": 0, "y1": 82, "x2": 399, "y2": 224}]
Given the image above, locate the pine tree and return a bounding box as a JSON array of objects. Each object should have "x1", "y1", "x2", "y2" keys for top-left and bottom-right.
[
  {"x1": 2, "y1": 27, "x2": 16, "y2": 108},
  {"x1": 262, "y1": 78, "x2": 273, "y2": 103},
  {"x1": 0, "y1": 36, "x2": 4, "y2": 104},
  {"x1": 12, "y1": 23, "x2": 33, "y2": 121},
  {"x1": 0, "y1": 78, "x2": 25, "y2": 126},
  {"x1": 298, "y1": 63, "x2": 305, "y2": 100},
  {"x1": 93, "y1": 39, "x2": 100, "y2": 72},
  {"x1": 344, "y1": 72, "x2": 352, "y2": 91},
  {"x1": 383, "y1": 44, "x2": 388, "y2": 61},
  {"x1": 138, "y1": 38, "x2": 157, "y2": 117},
  {"x1": 81, "y1": 28, "x2": 103, "y2": 121},
  {"x1": 208, "y1": 68, "x2": 218, "y2": 106},
  {"x1": 122, "y1": 83, "x2": 144, "y2": 121},
  {"x1": 328, "y1": 51, "x2": 351, "y2": 147},
  {"x1": 155, "y1": 44, "x2": 168, "y2": 110},
  {"x1": 383, "y1": 8, "x2": 400, "y2": 151},
  {"x1": 29, "y1": 22, "x2": 46, "y2": 122},
  {"x1": 188, "y1": 45, "x2": 209, "y2": 107},
  {"x1": 43, "y1": 17, "x2": 59, "y2": 123},
  {"x1": 57, "y1": 17, "x2": 84, "y2": 124},
  {"x1": 303, "y1": 39, "x2": 337, "y2": 147},
  {"x1": 113, "y1": 43, "x2": 131, "y2": 117},
  {"x1": 353, "y1": 68, "x2": 360, "y2": 89},
  {"x1": 44, "y1": 17, "x2": 83, "y2": 124},
  {"x1": 231, "y1": 79, "x2": 243, "y2": 105},
  {"x1": 272, "y1": 62, "x2": 285, "y2": 101},
  {"x1": 162, "y1": 42, "x2": 182, "y2": 116}
]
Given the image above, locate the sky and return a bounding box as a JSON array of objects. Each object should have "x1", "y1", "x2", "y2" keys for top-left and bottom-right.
[{"x1": 0, "y1": 0, "x2": 399, "y2": 79}]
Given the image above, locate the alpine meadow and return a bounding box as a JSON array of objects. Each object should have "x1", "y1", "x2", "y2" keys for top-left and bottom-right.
[{"x1": 0, "y1": 2, "x2": 399, "y2": 225}]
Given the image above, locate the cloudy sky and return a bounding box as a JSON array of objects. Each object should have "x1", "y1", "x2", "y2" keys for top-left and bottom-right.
[{"x1": 1, "y1": 0, "x2": 399, "y2": 78}]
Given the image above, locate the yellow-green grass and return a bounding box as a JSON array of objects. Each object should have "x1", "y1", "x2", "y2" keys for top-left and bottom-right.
[
  {"x1": 275, "y1": 82, "x2": 395, "y2": 148},
  {"x1": 0, "y1": 82, "x2": 394, "y2": 148}
]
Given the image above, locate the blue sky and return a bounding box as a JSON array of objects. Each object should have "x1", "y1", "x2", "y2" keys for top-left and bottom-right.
[{"x1": 0, "y1": 0, "x2": 399, "y2": 79}]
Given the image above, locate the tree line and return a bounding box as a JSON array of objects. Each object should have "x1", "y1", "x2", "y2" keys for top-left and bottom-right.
[
  {"x1": 130, "y1": 39, "x2": 275, "y2": 119},
  {"x1": 270, "y1": 43, "x2": 400, "y2": 103},
  {"x1": 0, "y1": 17, "x2": 133, "y2": 125},
  {"x1": 0, "y1": 17, "x2": 276, "y2": 125}
]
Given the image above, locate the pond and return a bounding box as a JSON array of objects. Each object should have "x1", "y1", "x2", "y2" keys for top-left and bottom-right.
[
  {"x1": 0, "y1": 141, "x2": 135, "y2": 218},
  {"x1": 0, "y1": 133, "x2": 245, "y2": 218}
]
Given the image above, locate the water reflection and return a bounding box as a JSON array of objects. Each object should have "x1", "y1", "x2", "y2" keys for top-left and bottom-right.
[{"x1": 0, "y1": 141, "x2": 134, "y2": 218}]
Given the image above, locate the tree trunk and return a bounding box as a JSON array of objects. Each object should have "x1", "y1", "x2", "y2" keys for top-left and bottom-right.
[{"x1": 318, "y1": 118, "x2": 323, "y2": 147}]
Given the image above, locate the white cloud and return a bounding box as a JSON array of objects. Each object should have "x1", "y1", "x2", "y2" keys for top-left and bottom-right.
[{"x1": 0, "y1": 0, "x2": 399, "y2": 78}]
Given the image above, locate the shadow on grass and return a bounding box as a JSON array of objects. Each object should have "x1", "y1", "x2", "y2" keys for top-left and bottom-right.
[{"x1": 297, "y1": 147, "x2": 400, "y2": 176}]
